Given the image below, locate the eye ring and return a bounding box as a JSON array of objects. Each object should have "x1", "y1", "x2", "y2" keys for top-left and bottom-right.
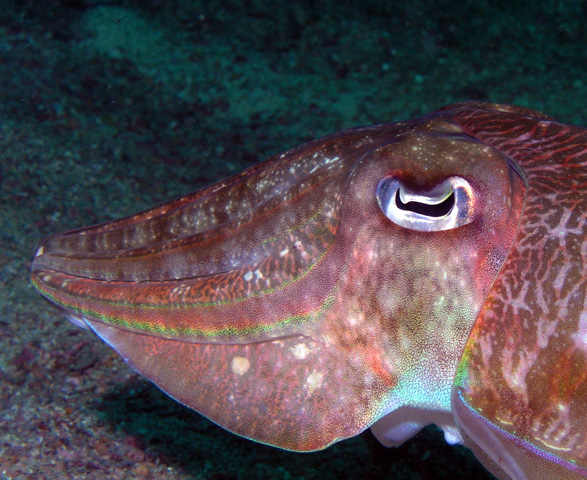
[{"x1": 376, "y1": 176, "x2": 475, "y2": 232}]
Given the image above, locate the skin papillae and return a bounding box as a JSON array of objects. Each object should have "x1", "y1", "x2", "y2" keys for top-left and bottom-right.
[{"x1": 31, "y1": 102, "x2": 586, "y2": 480}]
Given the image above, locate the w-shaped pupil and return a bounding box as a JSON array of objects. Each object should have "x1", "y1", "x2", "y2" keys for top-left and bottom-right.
[{"x1": 395, "y1": 190, "x2": 455, "y2": 217}]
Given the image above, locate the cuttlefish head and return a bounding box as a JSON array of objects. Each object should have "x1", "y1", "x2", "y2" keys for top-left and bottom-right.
[{"x1": 31, "y1": 103, "x2": 587, "y2": 480}]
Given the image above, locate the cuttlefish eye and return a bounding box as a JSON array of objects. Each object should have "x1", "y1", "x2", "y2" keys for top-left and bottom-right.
[{"x1": 376, "y1": 176, "x2": 475, "y2": 232}]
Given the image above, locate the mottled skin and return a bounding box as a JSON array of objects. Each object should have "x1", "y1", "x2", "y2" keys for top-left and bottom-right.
[
  {"x1": 31, "y1": 103, "x2": 586, "y2": 479},
  {"x1": 452, "y1": 107, "x2": 587, "y2": 480}
]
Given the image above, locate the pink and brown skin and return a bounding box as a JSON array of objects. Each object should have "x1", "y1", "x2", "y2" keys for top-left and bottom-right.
[{"x1": 31, "y1": 102, "x2": 587, "y2": 479}]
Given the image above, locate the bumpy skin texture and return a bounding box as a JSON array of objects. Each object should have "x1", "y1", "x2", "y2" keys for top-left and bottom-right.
[{"x1": 31, "y1": 103, "x2": 586, "y2": 479}]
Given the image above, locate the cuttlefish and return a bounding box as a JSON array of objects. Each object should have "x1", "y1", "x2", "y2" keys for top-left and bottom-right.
[{"x1": 31, "y1": 102, "x2": 587, "y2": 480}]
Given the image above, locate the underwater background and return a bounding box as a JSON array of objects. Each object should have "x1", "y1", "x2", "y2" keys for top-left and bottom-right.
[{"x1": 2, "y1": 0, "x2": 587, "y2": 479}]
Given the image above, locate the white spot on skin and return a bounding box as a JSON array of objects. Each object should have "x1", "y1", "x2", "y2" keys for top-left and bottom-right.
[
  {"x1": 346, "y1": 308, "x2": 365, "y2": 327},
  {"x1": 572, "y1": 311, "x2": 587, "y2": 352},
  {"x1": 280, "y1": 248, "x2": 289, "y2": 257},
  {"x1": 243, "y1": 271, "x2": 253, "y2": 282},
  {"x1": 231, "y1": 356, "x2": 250, "y2": 376},
  {"x1": 294, "y1": 240, "x2": 310, "y2": 260},
  {"x1": 364, "y1": 247, "x2": 377, "y2": 262},
  {"x1": 254, "y1": 269, "x2": 264, "y2": 280},
  {"x1": 291, "y1": 343, "x2": 311, "y2": 360},
  {"x1": 305, "y1": 371, "x2": 324, "y2": 395}
]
